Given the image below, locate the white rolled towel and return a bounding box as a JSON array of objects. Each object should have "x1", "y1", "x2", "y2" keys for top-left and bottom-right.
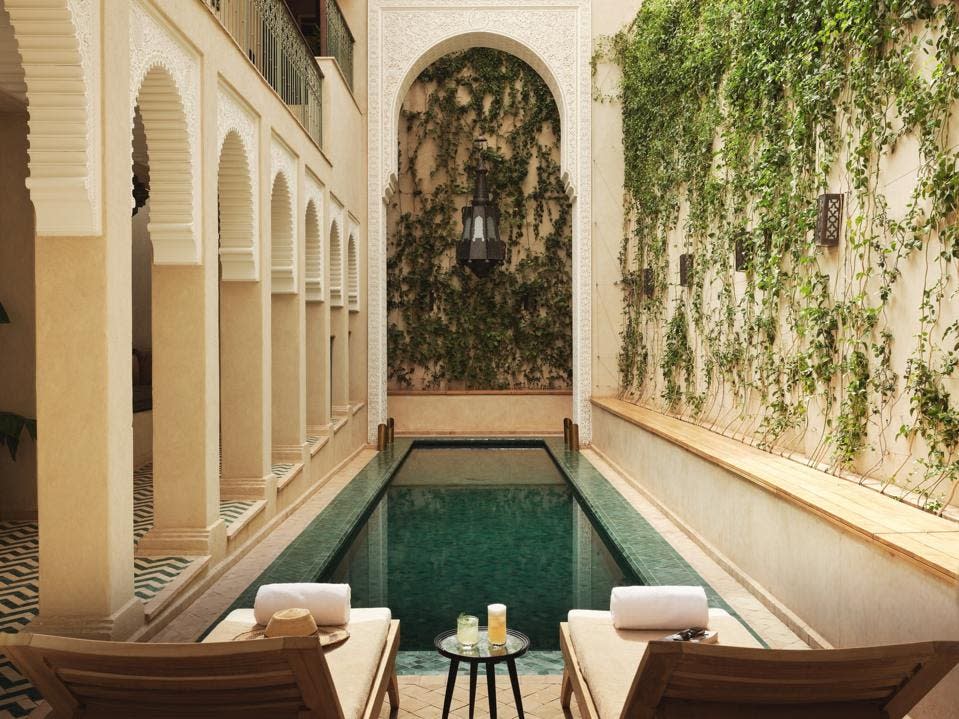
[
  {"x1": 610, "y1": 585, "x2": 708, "y2": 630},
  {"x1": 253, "y1": 583, "x2": 351, "y2": 626}
]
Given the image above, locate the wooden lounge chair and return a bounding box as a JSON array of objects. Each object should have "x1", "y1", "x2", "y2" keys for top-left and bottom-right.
[
  {"x1": 3, "y1": 612, "x2": 399, "y2": 719},
  {"x1": 560, "y1": 610, "x2": 959, "y2": 719}
]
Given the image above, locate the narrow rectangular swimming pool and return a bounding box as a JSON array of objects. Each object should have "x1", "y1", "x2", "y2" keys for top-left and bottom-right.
[{"x1": 322, "y1": 447, "x2": 639, "y2": 651}]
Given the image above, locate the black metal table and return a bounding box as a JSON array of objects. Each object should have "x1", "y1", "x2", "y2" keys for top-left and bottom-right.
[{"x1": 433, "y1": 628, "x2": 530, "y2": 719}]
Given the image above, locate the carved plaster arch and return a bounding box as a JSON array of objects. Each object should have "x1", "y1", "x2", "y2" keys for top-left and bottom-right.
[
  {"x1": 270, "y1": 171, "x2": 296, "y2": 294},
  {"x1": 304, "y1": 173, "x2": 325, "y2": 302},
  {"x1": 328, "y1": 199, "x2": 345, "y2": 307},
  {"x1": 270, "y1": 137, "x2": 298, "y2": 294},
  {"x1": 217, "y1": 85, "x2": 259, "y2": 281},
  {"x1": 4, "y1": 0, "x2": 101, "y2": 236},
  {"x1": 130, "y1": 2, "x2": 201, "y2": 264},
  {"x1": 347, "y1": 226, "x2": 359, "y2": 312},
  {"x1": 217, "y1": 131, "x2": 257, "y2": 281},
  {"x1": 368, "y1": 0, "x2": 592, "y2": 442}
]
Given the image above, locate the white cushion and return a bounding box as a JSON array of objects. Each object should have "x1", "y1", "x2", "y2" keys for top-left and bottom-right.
[
  {"x1": 567, "y1": 607, "x2": 761, "y2": 719},
  {"x1": 204, "y1": 607, "x2": 392, "y2": 719}
]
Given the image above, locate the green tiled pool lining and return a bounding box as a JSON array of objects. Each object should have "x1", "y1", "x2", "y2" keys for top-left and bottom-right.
[{"x1": 206, "y1": 437, "x2": 764, "y2": 673}]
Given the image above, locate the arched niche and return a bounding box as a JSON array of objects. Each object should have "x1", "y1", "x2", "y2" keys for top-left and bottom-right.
[
  {"x1": 367, "y1": 0, "x2": 592, "y2": 442},
  {"x1": 270, "y1": 171, "x2": 296, "y2": 294},
  {"x1": 217, "y1": 130, "x2": 257, "y2": 281}
]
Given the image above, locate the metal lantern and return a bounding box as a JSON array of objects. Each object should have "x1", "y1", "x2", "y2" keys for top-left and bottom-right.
[
  {"x1": 457, "y1": 138, "x2": 505, "y2": 278},
  {"x1": 815, "y1": 193, "x2": 843, "y2": 247},
  {"x1": 679, "y1": 252, "x2": 694, "y2": 287}
]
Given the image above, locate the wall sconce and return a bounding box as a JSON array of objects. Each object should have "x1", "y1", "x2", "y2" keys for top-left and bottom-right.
[
  {"x1": 679, "y1": 253, "x2": 693, "y2": 287},
  {"x1": 734, "y1": 234, "x2": 749, "y2": 272},
  {"x1": 815, "y1": 193, "x2": 843, "y2": 247},
  {"x1": 643, "y1": 267, "x2": 654, "y2": 298}
]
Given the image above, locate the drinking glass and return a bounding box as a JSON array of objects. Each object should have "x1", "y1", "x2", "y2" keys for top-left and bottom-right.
[
  {"x1": 487, "y1": 604, "x2": 507, "y2": 646},
  {"x1": 457, "y1": 614, "x2": 479, "y2": 649}
]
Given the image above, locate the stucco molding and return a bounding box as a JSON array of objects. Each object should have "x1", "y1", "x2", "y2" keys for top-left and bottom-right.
[
  {"x1": 304, "y1": 172, "x2": 325, "y2": 303},
  {"x1": 129, "y1": 0, "x2": 201, "y2": 264},
  {"x1": 4, "y1": 0, "x2": 102, "y2": 236},
  {"x1": 270, "y1": 137, "x2": 298, "y2": 294},
  {"x1": 367, "y1": 0, "x2": 592, "y2": 441},
  {"x1": 216, "y1": 84, "x2": 259, "y2": 281}
]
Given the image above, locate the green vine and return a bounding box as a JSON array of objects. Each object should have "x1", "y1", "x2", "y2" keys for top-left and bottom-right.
[
  {"x1": 607, "y1": 0, "x2": 959, "y2": 510},
  {"x1": 387, "y1": 49, "x2": 572, "y2": 390}
]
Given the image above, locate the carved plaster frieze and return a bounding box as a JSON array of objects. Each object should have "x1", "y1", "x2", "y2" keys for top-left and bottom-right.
[{"x1": 368, "y1": 0, "x2": 592, "y2": 442}]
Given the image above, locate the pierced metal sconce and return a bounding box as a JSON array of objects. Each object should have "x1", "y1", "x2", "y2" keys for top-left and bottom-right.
[
  {"x1": 679, "y1": 253, "x2": 693, "y2": 287},
  {"x1": 456, "y1": 137, "x2": 505, "y2": 277},
  {"x1": 643, "y1": 267, "x2": 654, "y2": 298},
  {"x1": 814, "y1": 193, "x2": 843, "y2": 247},
  {"x1": 734, "y1": 234, "x2": 749, "y2": 272}
]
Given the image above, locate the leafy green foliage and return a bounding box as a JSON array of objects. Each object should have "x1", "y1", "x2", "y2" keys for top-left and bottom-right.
[
  {"x1": 387, "y1": 49, "x2": 572, "y2": 390},
  {"x1": 609, "y1": 0, "x2": 959, "y2": 508}
]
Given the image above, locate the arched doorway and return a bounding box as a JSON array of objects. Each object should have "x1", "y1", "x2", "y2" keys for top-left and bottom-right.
[
  {"x1": 367, "y1": 1, "x2": 592, "y2": 441},
  {"x1": 304, "y1": 194, "x2": 330, "y2": 439}
]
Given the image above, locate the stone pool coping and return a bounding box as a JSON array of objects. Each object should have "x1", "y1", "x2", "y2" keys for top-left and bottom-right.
[{"x1": 203, "y1": 437, "x2": 765, "y2": 671}]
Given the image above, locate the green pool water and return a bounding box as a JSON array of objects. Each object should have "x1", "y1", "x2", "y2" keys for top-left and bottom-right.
[{"x1": 322, "y1": 447, "x2": 639, "y2": 652}]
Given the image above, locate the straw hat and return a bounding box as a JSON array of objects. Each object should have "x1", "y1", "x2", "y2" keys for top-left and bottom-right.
[
  {"x1": 232, "y1": 607, "x2": 350, "y2": 646},
  {"x1": 265, "y1": 608, "x2": 319, "y2": 638}
]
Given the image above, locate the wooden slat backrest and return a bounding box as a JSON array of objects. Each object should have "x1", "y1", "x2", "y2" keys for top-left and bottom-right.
[
  {"x1": 3, "y1": 632, "x2": 345, "y2": 719},
  {"x1": 622, "y1": 640, "x2": 959, "y2": 719}
]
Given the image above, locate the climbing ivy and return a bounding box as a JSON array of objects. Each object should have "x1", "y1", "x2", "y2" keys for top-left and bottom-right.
[
  {"x1": 387, "y1": 49, "x2": 572, "y2": 390},
  {"x1": 607, "y1": 0, "x2": 959, "y2": 510}
]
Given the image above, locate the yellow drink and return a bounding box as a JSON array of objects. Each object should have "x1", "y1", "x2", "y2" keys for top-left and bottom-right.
[{"x1": 487, "y1": 603, "x2": 507, "y2": 646}]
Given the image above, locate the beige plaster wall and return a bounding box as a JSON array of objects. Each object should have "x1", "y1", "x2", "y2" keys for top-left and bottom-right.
[
  {"x1": 0, "y1": 108, "x2": 37, "y2": 520},
  {"x1": 590, "y1": 0, "x2": 639, "y2": 398},
  {"x1": 388, "y1": 393, "x2": 571, "y2": 436},
  {"x1": 591, "y1": 405, "x2": 959, "y2": 719}
]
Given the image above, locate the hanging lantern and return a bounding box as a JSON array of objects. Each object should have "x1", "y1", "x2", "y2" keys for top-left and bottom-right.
[{"x1": 457, "y1": 138, "x2": 505, "y2": 278}]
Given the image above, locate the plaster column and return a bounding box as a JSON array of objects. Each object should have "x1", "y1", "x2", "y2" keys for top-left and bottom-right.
[
  {"x1": 306, "y1": 300, "x2": 331, "y2": 430},
  {"x1": 31, "y1": 5, "x2": 142, "y2": 640},
  {"x1": 220, "y1": 281, "x2": 274, "y2": 500},
  {"x1": 331, "y1": 306, "x2": 350, "y2": 416},
  {"x1": 271, "y1": 292, "x2": 307, "y2": 465}
]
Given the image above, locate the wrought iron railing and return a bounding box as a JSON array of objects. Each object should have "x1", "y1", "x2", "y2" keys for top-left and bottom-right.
[
  {"x1": 319, "y1": 0, "x2": 354, "y2": 91},
  {"x1": 205, "y1": 0, "x2": 323, "y2": 147}
]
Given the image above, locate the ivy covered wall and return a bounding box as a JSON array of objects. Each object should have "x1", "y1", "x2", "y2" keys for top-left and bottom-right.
[
  {"x1": 387, "y1": 49, "x2": 572, "y2": 391},
  {"x1": 607, "y1": 0, "x2": 959, "y2": 510}
]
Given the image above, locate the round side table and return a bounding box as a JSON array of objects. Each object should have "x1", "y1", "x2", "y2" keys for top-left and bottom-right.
[{"x1": 434, "y1": 628, "x2": 530, "y2": 719}]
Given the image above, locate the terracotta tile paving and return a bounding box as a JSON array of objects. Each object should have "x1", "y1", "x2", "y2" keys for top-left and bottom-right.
[{"x1": 379, "y1": 675, "x2": 580, "y2": 719}]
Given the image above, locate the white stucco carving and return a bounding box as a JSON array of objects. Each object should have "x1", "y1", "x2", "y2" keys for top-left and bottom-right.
[
  {"x1": 130, "y1": 0, "x2": 201, "y2": 264},
  {"x1": 270, "y1": 136, "x2": 298, "y2": 294},
  {"x1": 368, "y1": 0, "x2": 592, "y2": 442},
  {"x1": 217, "y1": 84, "x2": 259, "y2": 281},
  {"x1": 304, "y1": 172, "x2": 325, "y2": 302},
  {"x1": 4, "y1": 0, "x2": 101, "y2": 236}
]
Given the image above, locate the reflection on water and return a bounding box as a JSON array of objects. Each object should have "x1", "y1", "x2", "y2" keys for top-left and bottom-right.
[{"x1": 324, "y1": 448, "x2": 639, "y2": 650}]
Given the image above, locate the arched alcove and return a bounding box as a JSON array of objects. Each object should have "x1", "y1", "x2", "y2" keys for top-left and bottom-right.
[
  {"x1": 347, "y1": 233, "x2": 359, "y2": 312},
  {"x1": 305, "y1": 200, "x2": 323, "y2": 302},
  {"x1": 329, "y1": 217, "x2": 344, "y2": 306},
  {"x1": 368, "y1": 0, "x2": 592, "y2": 442},
  {"x1": 217, "y1": 130, "x2": 256, "y2": 281},
  {"x1": 270, "y1": 172, "x2": 296, "y2": 294},
  {"x1": 135, "y1": 65, "x2": 196, "y2": 265}
]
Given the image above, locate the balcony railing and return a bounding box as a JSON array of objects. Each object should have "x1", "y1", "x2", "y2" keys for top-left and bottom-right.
[
  {"x1": 319, "y1": 0, "x2": 354, "y2": 91},
  {"x1": 206, "y1": 0, "x2": 323, "y2": 147}
]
